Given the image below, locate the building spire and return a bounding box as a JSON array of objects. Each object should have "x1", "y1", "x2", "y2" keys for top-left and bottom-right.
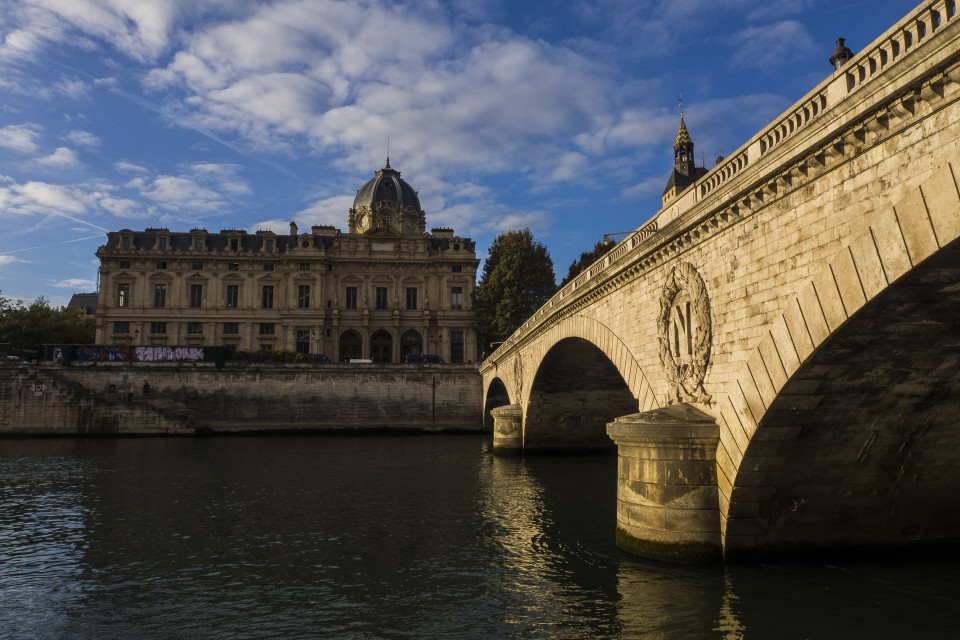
[{"x1": 385, "y1": 135, "x2": 391, "y2": 169}]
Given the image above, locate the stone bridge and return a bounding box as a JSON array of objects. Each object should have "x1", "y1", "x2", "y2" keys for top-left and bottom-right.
[{"x1": 480, "y1": 0, "x2": 960, "y2": 561}]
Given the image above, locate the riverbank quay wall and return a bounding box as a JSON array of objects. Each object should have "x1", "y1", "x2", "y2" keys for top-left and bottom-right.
[{"x1": 0, "y1": 362, "x2": 482, "y2": 435}]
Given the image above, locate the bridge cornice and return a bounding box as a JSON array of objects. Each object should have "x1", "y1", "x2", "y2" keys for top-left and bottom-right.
[{"x1": 481, "y1": 0, "x2": 960, "y2": 374}]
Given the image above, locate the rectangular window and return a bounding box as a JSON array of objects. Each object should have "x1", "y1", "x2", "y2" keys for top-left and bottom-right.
[
  {"x1": 375, "y1": 287, "x2": 388, "y2": 310},
  {"x1": 191, "y1": 261, "x2": 203, "y2": 271},
  {"x1": 295, "y1": 329, "x2": 310, "y2": 355},
  {"x1": 230, "y1": 238, "x2": 240, "y2": 251},
  {"x1": 150, "y1": 322, "x2": 166, "y2": 335},
  {"x1": 225, "y1": 284, "x2": 239, "y2": 308},
  {"x1": 194, "y1": 237, "x2": 204, "y2": 251},
  {"x1": 189, "y1": 284, "x2": 203, "y2": 308},
  {"x1": 406, "y1": 287, "x2": 417, "y2": 310},
  {"x1": 297, "y1": 284, "x2": 310, "y2": 309},
  {"x1": 158, "y1": 237, "x2": 167, "y2": 250},
  {"x1": 299, "y1": 262, "x2": 310, "y2": 272},
  {"x1": 122, "y1": 236, "x2": 131, "y2": 250},
  {"x1": 187, "y1": 322, "x2": 203, "y2": 335},
  {"x1": 117, "y1": 283, "x2": 130, "y2": 308},
  {"x1": 259, "y1": 323, "x2": 275, "y2": 335},
  {"x1": 153, "y1": 283, "x2": 166, "y2": 308},
  {"x1": 451, "y1": 286, "x2": 463, "y2": 310},
  {"x1": 119, "y1": 260, "x2": 131, "y2": 269},
  {"x1": 114, "y1": 321, "x2": 129, "y2": 335},
  {"x1": 266, "y1": 239, "x2": 274, "y2": 252},
  {"x1": 452, "y1": 264, "x2": 462, "y2": 273},
  {"x1": 228, "y1": 262, "x2": 240, "y2": 271},
  {"x1": 263, "y1": 263, "x2": 275, "y2": 271},
  {"x1": 345, "y1": 286, "x2": 358, "y2": 309},
  {"x1": 451, "y1": 330, "x2": 465, "y2": 363},
  {"x1": 261, "y1": 285, "x2": 274, "y2": 309},
  {"x1": 223, "y1": 322, "x2": 239, "y2": 335},
  {"x1": 155, "y1": 260, "x2": 167, "y2": 270}
]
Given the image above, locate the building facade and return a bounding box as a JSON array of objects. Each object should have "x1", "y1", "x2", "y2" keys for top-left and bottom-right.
[{"x1": 94, "y1": 161, "x2": 479, "y2": 363}]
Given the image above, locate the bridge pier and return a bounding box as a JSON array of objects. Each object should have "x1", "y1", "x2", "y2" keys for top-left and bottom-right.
[
  {"x1": 607, "y1": 404, "x2": 722, "y2": 563},
  {"x1": 490, "y1": 404, "x2": 524, "y2": 454}
]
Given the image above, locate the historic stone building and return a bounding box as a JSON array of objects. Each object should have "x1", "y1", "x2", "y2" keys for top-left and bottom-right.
[{"x1": 94, "y1": 160, "x2": 479, "y2": 363}]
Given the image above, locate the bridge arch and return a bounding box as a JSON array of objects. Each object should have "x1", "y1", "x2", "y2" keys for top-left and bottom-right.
[
  {"x1": 516, "y1": 316, "x2": 657, "y2": 451},
  {"x1": 482, "y1": 377, "x2": 511, "y2": 431},
  {"x1": 722, "y1": 162, "x2": 960, "y2": 556}
]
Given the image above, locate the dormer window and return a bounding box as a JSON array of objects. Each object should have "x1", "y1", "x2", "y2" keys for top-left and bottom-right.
[
  {"x1": 158, "y1": 237, "x2": 167, "y2": 251},
  {"x1": 121, "y1": 236, "x2": 131, "y2": 250},
  {"x1": 194, "y1": 237, "x2": 204, "y2": 251},
  {"x1": 230, "y1": 238, "x2": 240, "y2": 251},
  {"x1": 266, "y1": 239, "x2": 274, "y2": 252}
]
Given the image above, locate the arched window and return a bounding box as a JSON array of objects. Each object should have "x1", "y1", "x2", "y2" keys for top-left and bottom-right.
[
  {"x1": 401, "y1": 330, "x2": 423, "y2": 360},
  {"x1": 370, "y1": 329, "x2": 393, "y2": 363},
  {"x1": 339, "y1": 330, "x2": 362, "y2": 362}
]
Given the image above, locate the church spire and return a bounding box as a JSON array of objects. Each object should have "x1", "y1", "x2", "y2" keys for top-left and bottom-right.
[{"x1": 673, "y1": 114, "x2": 695, "y2": 177}]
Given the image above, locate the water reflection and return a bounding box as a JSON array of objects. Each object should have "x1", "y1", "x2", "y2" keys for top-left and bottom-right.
[{"x1": 1, "y1": 437, "x2": 959, "y2": 639}]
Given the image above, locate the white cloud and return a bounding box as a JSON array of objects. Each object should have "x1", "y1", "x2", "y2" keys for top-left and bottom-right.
[
  {"x1": 36, "y1": 146, "x2": 80, "y2": 168},
  {"x1": 138, "y1": 175, "x2": 225, "y2": 211},
  {"x1": 0, "y1": 123, "x2": 42, "y2": 153},
  {"x1": 0, "y1": 255, "x2": 27, "y2": 266},
  {"x1": 115, "y1": 160, "x2": 149, "y2": 173},
  {"x1": 65, "y1": 129, "x2": 101, "y2": 148},
  {"x1": 730, "y1": 21, "x2": 816, "y2": 71},
  {"x1": 289, "y1": 194, "x2": 356, "y2": 228},
  {"x1": 52, "y1": 278, "x2": 95, "y2": 289},
  {"x1": 22, "y1": 0, "x2": 182, "y2": 63}
]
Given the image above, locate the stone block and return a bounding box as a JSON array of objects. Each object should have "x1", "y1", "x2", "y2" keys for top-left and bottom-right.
[
  {"x1": 922, "y1": 162, "x2": 960, "y2": 247},
  {"x1": 894, "y1": 186, "x2": 938, "y2": 265},
  {"x1": 811, "y1": 266, "x2": 847, "y2": 333},
  {"x1": 831, "y1": 248, "x2": 868, "y2": 317},
  {"x1": 758, "y1": 331, "x2": 789, "y2": 392},
  {"x1": 871, "y1": 205, "x2": 913, "y2": 283},
  {"x1": 781, "y1": 298, "x2": 815, "y2": 363},
  {"x1": 795, "y1": 282, "x2": 830, "y2": 348},
  {"x1": 847, "y1": 231, "x2": 888, "y2": 301}
]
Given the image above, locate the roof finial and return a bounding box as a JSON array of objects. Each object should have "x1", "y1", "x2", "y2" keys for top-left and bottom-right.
[
  {"x1": 678, "y1": 94, "x2": 684, "y2": 117},
  {"x1": 385, "y1": 136, "x2": 391, "y2": 169}
]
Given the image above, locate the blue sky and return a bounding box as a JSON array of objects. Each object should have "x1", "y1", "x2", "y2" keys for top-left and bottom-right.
[{"x1": 0, "y1": 0, "x2": 913, "y2": 306}]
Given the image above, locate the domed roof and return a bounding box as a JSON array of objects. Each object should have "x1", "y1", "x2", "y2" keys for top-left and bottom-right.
[{"x1": 353, "y1": 159, "x2": 422, "y2": 213}]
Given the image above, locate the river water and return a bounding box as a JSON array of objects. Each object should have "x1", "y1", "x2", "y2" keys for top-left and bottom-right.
[{"x1": 1, "y1": 435, "x2": 958, "y2": 639}]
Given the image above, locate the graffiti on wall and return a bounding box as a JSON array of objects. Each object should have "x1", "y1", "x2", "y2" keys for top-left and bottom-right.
[
  {"x1": 135, "y1": 347, "x2": 204, "y2": 362},
  {"x1": 73, "y1": 346, "x2": 205, "y2": 362},
  {"x1": 76, "y1": 346, "x2": 135, "y2": 362}
]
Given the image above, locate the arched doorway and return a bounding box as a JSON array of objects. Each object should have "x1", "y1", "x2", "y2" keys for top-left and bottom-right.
[
  {"x1": 339, "y1": 329, "x2": 362, "y2": 362},
  {"x1": 401, "y1": 330, "x2": 423, "y2": 360},
  {"x1": 370, "y1": 329, "x2": 393, "y2": 363}
]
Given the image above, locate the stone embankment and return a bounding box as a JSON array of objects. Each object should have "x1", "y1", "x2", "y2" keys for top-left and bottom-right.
[{"x1": 0, "y1": 362, "x2": 482, "y2": 435}]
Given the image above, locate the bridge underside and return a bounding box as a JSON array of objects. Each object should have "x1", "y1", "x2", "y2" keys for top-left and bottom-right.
[
  {"x1": 730, "y1": 238, "x2": 960, "y2": 556},
  {"x1": 524, "y1": 338, "x2": 637, "y2": 451}
]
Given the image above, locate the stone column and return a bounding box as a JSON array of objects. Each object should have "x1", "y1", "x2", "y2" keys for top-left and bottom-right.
[
  {"x1": 491, "y1": 404, "x2": 523, "y2": 454},
  {"x1": 606, "y1": 403, "x2": 722, "y2": 563}
]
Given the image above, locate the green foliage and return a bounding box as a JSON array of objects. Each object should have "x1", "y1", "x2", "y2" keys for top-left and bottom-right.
[
  {"x1": 560, "y1": 239, "x2": 616, "y2": 287},
  {"x1": 473, "y1": 229, "x2": 556, "y2": 357},
  {"x1": 0, "y1": 292, "x2": 95, "y2": 356}
]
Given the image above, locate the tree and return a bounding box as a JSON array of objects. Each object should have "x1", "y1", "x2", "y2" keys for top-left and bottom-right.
[
  {"x1": 473, "y1": 229, "x2": 556, "y2": 357},
  {"x1": 560, "y1": 239, "x2": 616, "y2": 287},
  {"x1": 0, "y1": 293, "x2": 95, "y2": 356}
]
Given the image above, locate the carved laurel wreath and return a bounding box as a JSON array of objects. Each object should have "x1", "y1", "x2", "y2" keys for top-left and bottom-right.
[
  {"x1": 513, "y1": 354, "x2": 524, "y2": 402},
  {"x1": 658, "y1": 262, "x2": 712, "y2": 404}
]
